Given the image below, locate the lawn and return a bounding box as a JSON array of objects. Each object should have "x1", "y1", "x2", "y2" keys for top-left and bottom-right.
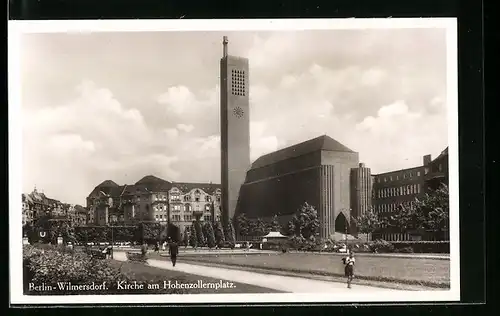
[{"x1": 179, "y1": 252, "x2": 450, "y2": 287}]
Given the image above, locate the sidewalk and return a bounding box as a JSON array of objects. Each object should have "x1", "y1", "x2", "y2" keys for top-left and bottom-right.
[
  {"x1": 146, "y1": 259, "x2": 397, "y2": 293},
  {"x1": 112, "y1": 251, "x2": 128, "y2": 262}
]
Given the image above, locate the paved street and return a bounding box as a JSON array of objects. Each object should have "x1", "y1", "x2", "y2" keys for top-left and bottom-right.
[{"x1": 146, "y1": 258, "x2": 398, "y2": 293}]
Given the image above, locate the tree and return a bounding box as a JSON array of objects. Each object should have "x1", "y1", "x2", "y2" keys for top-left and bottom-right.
[
  {"x1": 235, "y1": 213, "x2": 250, "y2": 236},
  {"x1": 354, "y1": 207, "x2": 383, "y2": 241},
  {"x1": 252, "y1": 218, "x2": 268, "y2": 236},
  {"x1": 288, "y1": 202, "x2": 320, "y2": 239},
  {"x1": 225, "y1": 220, "x2": 236, "y2": 248},
  {"x1": 195, "y1": 220, "x2": 205, "y2": 247},
  {"x1": 189, "y1": 223, "x2": 198, "y2": 248},
  {"x1": 183, "y1": 226, "x2": 190, "y2": 246},
  {"x1": 414, "y1": 183, "x2": 450, "y2": 239},
  {"x1": 203, "y1": 222, "x2": 216, "y2": 249},
  {"x1": 213, "y1": 221, "x2": 226, "y2": 248},
  {"x1": 269, "y1": 215, "x2": 282, "y2": 232}
]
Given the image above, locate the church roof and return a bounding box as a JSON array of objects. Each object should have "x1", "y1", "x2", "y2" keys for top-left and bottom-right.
[{"x1": 251, "y1": 135, "x2": 355, "y2": 169}]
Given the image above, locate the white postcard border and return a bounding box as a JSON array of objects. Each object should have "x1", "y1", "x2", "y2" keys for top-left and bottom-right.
[{"x1": 9, "y1": 18, "x2": 460, "y2": 305}]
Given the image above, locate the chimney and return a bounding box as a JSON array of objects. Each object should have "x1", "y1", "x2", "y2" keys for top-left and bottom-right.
[
  {"x1": 359, "y1": 163, "x2": 365, "y2": 168},
  {"x1": 423, "y1": 154, "x2": 432, "y2": 166},
  {"x1": 223, "y1": 36, "x2": 228, "y2": 57}
]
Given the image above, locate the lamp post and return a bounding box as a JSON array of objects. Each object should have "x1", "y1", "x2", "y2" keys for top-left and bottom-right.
[{"x1": 110, "y1": 223, "x2": 114, "y2": 259}]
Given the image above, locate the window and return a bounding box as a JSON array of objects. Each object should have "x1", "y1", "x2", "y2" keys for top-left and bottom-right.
[
  {"x1": 417, "y1": 184, "x2": 421, "y2": 193},
  {"x1": 384, "y1": 177, "x2": 387, "y2": 182},
  {"x1": 417, "y1": 171, "x2": 421, "y2": 177},
  {"x1": 173, "y1": 205, "x2": 181, "y2": 211},
  {"x1": 396, "y1": 175, "x2": 399, "y2": 180},
  {"x1": 389, "y1": 176, "x2": 392, "y2": 181},
  {"x1": 195, "y1": 197, "x2": 200, "y2": 202},
  {"x1": 231, "y1": 69, "x2": 246, "y2": 96},
  {"x1": 216, "y1": 196, "x2": 221, "y2": 202},
  {"x1": 204, "y1": 215, "x2": 212, "y2": 222},
  {"x1": 403, "y1": 173, "x2": 407, "y2": 179},
  {"x1": 159, "y1": 215, "x2": 163, "y2": 219},
  {"x1": 184, "y1": 204, "x2": 191, "y2": 212},
  {"x1": 205, "y1": 204, "x2": 211, "y2": 211},
  {"x1": 206, "y1": 196, "x2": 211, "y2": 202},
  {"x1": 439, "y1": 164, "x2": 443, "y2": 172},
  {"x1": 425, "y1": 168, "x2": 429, "y2": 175},
  {"x1": 184, "y1": 195, "x2": 191, "y2": 202}
]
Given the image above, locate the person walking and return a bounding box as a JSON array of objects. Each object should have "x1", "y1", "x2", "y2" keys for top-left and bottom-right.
[
  {"x1": 154, "y1": 242, "x2": 160, "y2": 253},
  {"x1": 342, "y1": 251, "x2": 356, "y2": 289},
  {"x1": 168, "y1": 238, "x2": 179, "y2": 267},
  {"x1": 162, "y1": 241, "x2": 166, "y2": 252}
]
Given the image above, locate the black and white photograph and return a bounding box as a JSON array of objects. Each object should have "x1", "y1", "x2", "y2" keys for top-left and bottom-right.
[{"x1": 9, "y1": 18, "x2": 459, "y2": 304}]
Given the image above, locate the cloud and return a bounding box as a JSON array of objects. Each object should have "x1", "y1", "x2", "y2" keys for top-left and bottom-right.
[
  {"x1": 22, "y1": 80, "x2": 178, "y2": 204},
  {"x1": 250, "y1": 121, "x2": 279, "y2": 160},
  {"x1": 21, "y1": 30, "x2": 449, "y2": 204},
  {"x1": 157, "y1": 85, "x2": 195, "y2": 115},
  {"x1": 176, "y1": 124, "x2": 194, "y2": 133}
]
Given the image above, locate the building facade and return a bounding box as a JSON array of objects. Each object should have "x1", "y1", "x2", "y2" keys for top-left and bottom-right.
[
  {"x1": 371, "y1": 147, "x2": 449, "y2": 241},
  {"x1": 350, "y1": 163, "x2": 373, "y2": 220},
  {"x1": 235, "y1": 135, "x2": 360, "y2": 239},
  {"x1": 22, "y1": 188, "x2": 88, "y2": 227},
  {"x1": 220, "y1": 36, "x2": 251, "y2": 225},
  {"x1": 86, "y1": 176, "x2": 222, "y2": 233}
]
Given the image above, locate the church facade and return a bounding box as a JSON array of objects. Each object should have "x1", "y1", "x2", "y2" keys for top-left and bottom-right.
[{"x1": 235, "y1": 135, "x2": 372, "y2": 239}]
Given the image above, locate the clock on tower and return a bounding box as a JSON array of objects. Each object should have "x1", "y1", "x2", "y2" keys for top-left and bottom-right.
[{"x1": 233, "y1": 106, "x2": 245, "y2": 118}]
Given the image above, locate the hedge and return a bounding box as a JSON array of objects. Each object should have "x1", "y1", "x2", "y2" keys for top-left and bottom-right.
[{"x1": 277, "y1": 237, "x2": 450, "y2": 254}]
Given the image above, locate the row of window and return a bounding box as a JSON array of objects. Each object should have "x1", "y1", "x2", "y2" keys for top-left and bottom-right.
[
  {"x1": 376, "y1": 183, "x2": 421, "y2": 199},
  {"x1": 107, "y1": 193, "x2": 221, "y2": 204},
  {"x1": 171, "y1": 204, "x2": 213, "y2": 212},
  {"x1": 376, "y1": 201, "x2": 415, "y2": 213},
  {"x1": 375, "y1": 171, "x2": 422, "y2": 183},
  {"x1": 166, "y1": 215, "x2": 216, "y2": 222}
]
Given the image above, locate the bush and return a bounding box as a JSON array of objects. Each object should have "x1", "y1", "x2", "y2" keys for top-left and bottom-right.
[
  {"x1": 398, "y1": 246, "x2": 414, "y2": 253},
  {"x1": 391, "y1": 241, "x2": 449, "y2": 253},
  {"x1": 23, "y1": 244, "x2": 185, "y2": 295},
  {"x1": 368, "y1": 239, "x2": 395, "y2": 253},
  {"x1": 23, "y1": 245, "x2": 122, "y2": 287}
]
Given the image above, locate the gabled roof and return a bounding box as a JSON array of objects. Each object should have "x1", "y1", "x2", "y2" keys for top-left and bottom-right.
[
  {"x1": 97, "y1": 180, "x2": 120, "y2": 187},
  {"x1": 251, "y1": 135, "x2": 355, "y2": 169},
  {"x1": 135, "y1": 175, "x2": 170, "y2": 185},
  {"x1": 74, "y1": 205, "x2": 88, "y2": 214},
  {"x1": 263, "y1": 231, "x2": 287, "y2": 238},
  {"x1": 171, "y1": 182, "x2": 221, "y2": 195}
]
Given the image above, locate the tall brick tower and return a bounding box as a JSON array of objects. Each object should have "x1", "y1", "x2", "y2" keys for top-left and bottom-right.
[{"x1": 220, "y1": 36, "x2": 250, "y2": 225}]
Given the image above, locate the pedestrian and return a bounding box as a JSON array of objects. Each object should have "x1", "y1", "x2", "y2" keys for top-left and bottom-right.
[
  {"x1": 342, "y1": 251, "x2": 356, "y2": 289},
  {"x1": 168, "y1": 238, "x2": 179, "y2": 267},
  {"x1": 140, "y1": 242, "x2": 148, "y2": 258},
  {"x1": 154, "y1": 242, "x2": 160, "y2": 253}
]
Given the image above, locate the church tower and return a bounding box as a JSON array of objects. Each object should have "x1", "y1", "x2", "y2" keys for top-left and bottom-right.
[{"x1": 220, "y1": 36, "x2": 250, "y2": 225}]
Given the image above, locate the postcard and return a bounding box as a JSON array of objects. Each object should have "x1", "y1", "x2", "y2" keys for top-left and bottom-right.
[{"x1": 8, "y1": 18, "x2": 459, "y2": 305}]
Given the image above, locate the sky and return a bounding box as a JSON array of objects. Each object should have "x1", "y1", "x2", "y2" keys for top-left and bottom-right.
[{"x1": 20, "y1": 28, "x2": 450, "y2": 205}]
